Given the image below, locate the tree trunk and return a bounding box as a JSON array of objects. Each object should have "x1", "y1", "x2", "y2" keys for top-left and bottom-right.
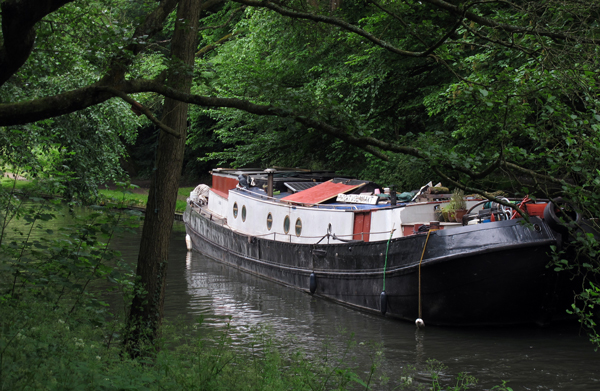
[{"x1": 124, "y1": 0, "x2": 202, "y2": 358}]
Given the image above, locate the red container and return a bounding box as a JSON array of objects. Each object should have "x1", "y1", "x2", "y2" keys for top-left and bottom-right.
[{"x1": 524, "y1": 203, "x2": 547, "y2": 217}]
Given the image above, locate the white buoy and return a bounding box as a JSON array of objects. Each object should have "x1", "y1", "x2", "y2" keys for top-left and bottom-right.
[
  {"x1": 415, "y1": 318, "x2": 425, "y2": 329},
  {"x1": 185, "y1": 234, "x2": 192, "y2": 251},
  {"x1": 186, "y1": 251, "x2": 192, "y2": 268}
]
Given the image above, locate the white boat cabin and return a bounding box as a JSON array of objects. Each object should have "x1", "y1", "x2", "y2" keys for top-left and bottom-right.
[{"x1": 195, "y1": 168, "x2": 484, "y2": 244}]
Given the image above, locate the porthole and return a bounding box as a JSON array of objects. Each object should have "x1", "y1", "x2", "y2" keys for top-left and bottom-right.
[
  {"x1": 295, "y1": 218, "x2": 302, "y2": 237},
  {"x1": 233, "y1": 202, "x2": 238, "y2": 218},
  {"x1": 283, "y1": 215, "x2": 290, "y2": 234},
  {"x1": 266, "y1": 213, "x2": 273, "y2": 230},
  {"x1": 242, "y1": 205, "x2": 247, "y2": 222}
]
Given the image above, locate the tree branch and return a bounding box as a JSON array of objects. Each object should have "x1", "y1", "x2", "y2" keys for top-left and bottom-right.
[
  {"x1": 230, "y1": 0, "x2": 432, "y2": 58},
  {"x1": 100, "y1": 0, "x2": 180, "y2": 84},
  {"x1": 431, "y1": 165, "x2": 527, "y2": 218},
  {"x1": 502, "y1": 161, "x2": 592, "y2": 196},
  {"x1": 198, "y1": 5, "x2": 246, "y2": 31},
  {"x1": 0, "y1": 0, "x2": 76, "y2": 86},
  {"x1": 99, "y1": 87, "x2": 181, "y2": 139},
  {"x1": 421, "y1": 0, "x2": 600, "y2": 45},
  {"x1": 460, "y1": 21, "x2": 536, "y2": 56},
  {"x1": 196, "y1": 33, "x2": 237, "y2": 58}
]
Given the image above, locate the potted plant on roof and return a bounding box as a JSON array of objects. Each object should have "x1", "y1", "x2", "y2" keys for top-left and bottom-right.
[
  {"x1": 451, "y1": 188, "x2": 467, "y2": 223},
  {"x1": 441, "y1": 201, "x2": 453, "y2": 222}
]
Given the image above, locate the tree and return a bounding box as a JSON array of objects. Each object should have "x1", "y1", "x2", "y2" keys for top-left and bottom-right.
[
  {"x1": 124, "y1": 0, "x2": 202, "y2": 356},
  {"x1": 1, "y1": 0, "x2": 599, "y2": 347}
]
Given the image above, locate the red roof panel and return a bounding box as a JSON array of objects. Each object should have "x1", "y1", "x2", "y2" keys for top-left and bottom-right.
[{"x1": 281, "y1": 180, "x2": 365, "y2": 204}]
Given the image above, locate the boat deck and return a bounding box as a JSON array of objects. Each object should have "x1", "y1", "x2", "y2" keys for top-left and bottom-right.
[{"x1": 236, "y1": 186, "x2": 407, "y2": 211}]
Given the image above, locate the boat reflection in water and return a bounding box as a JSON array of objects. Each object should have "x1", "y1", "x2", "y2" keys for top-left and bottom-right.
[{"x1": 175, "y1": 248, "x2": 599, "y2": 391}]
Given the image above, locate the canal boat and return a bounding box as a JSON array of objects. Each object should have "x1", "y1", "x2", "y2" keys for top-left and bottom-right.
[{"x1": 183, "y1": 168, "x2": 580, "y2": 326}]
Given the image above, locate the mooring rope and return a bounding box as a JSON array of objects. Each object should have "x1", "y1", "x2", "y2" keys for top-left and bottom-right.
[
  {"x1": 418, "y1": 229, "x2": 437, "y2": 320},
  {"x1": 382, "y1": 225, "x2": 395, "y2": 292}
]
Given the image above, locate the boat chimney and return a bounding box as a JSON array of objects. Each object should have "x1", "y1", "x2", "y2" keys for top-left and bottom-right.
[
  {"x1": 265, "y1": 168, "x2": 276, "y2": 197},
  {"x1": 390, "y1": 185, "x2": 397, "y2": 206}
]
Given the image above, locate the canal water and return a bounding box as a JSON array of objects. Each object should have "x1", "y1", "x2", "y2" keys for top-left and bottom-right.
[
  {"x1": 3, "y1": 207, "x2": 599, "y2": 390},
  {"x1": 110, "y1": 221, "x2": 600, "y2": 391}
]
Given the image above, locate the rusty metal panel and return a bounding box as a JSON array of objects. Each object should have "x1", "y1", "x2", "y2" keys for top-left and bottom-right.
[{"x1": 281, "y1": 180, "x2": 366, "y2": 204}]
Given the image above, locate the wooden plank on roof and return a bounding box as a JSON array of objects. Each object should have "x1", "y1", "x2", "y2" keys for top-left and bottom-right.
[
  {"x1": 281, "y1": 180, "x2": 366, "y2": 204},
  {"x1": 284, "y1": 181, "x2": 322, "y2": 193}
]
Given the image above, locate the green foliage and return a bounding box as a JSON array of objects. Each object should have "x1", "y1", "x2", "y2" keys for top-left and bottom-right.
[
  {"x1": 189, "y1": 1, "x2": 451, "y2": 176},
  {"x1": 389, "y1": 359, "x2": 480, "y2": 391},
  {"x1": 1, "y1": 190, "x2": 141, "y2": 312},
  {"x1": 0, "y1": 103, "x2": 140, "y2": 201},
  {"x1": 1, "y1": 0, "x2": 151, "y2": 199}
]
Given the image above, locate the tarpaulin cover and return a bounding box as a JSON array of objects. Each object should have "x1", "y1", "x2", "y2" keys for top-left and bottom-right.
[{"x1": 281, "y1": 180, "x2": 366, "y2": 204}]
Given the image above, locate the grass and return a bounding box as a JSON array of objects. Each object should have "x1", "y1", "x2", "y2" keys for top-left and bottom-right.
[
  {"x1": 98, "y1": 188, "x2": 191, "y2": 214},
  {"x1": 97, "y1": 189, "x2": 148, "y2": 208},
  {"x1": 0, "y1": 178, "x2": 194, "y2": 214},
  {"x1": 0, "y1": 177, "x2": 40, "y2": 192}
]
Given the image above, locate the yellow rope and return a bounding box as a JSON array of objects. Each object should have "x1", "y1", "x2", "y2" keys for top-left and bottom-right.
[{"x1": 418, "y1": 229, "x2": 437, "y2": 319}]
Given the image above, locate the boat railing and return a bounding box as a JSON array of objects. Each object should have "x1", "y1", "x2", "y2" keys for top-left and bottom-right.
[
  {"x1": 235, "y1": 187, "x2": 360, "y2": 210},
  {"x1": 237, "y1": 228, "x2": 396, "y2": 243}
]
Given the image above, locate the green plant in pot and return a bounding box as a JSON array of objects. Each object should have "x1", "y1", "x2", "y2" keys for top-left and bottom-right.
[
  {"x1": 441, "y1": 202, "x2": 454, "y2": 222},
  {"x1": 451, "y1": 188, "x2": 467, "y2": 223}
]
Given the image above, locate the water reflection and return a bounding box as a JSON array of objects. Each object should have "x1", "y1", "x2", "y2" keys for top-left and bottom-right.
[{"x1": 163, "y1": 224, "x2": 599, "y2": 390}]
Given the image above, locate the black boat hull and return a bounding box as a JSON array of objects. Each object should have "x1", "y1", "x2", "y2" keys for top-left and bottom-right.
[{"x1": 184, "y1": 205, "x2": 575, "y2": 326}]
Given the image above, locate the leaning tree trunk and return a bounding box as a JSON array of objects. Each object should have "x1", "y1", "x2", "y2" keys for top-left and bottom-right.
[{"x1": 125, "y1": 0, "x2": 202, "y2": 358}]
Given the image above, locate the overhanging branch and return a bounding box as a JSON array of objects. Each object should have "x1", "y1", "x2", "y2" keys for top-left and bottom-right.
[
  {"x1": 99, "y1": 87, "x2": 181, "y2": 139},
  {"x1": 432, "y1": 166, "x2": 528, "y2": 219},
  {"x1": 421, "y1": 0, "x2": 600, "y2": 45},
  {"x1": 230, "y1": 0, "x2": 431, "y2": 58}
]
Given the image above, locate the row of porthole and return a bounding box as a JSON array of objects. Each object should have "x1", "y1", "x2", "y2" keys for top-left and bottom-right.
[
  {"x1": 232, "y1": 202, "x2": 247, "y2": 221},
  {"x1": 270, "y1": 213, "x2": 302, "y2": 236},
  {"x1": 233, "y1": 202, "x2": 302, "y2": 236}
]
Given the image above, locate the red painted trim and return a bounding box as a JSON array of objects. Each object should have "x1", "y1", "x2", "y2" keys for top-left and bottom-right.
[
  {"x1": 353, "y1": 211, "x2": 371, "y2": 242},
  {"x1": 363, "y1": 213, "x2": 371, "y2": 242},
  {"x1": 211, "y1": 188, "x2": 229, "y2": 199},
  {"x1": 212, "y1": 174, "x2": 238, "y2": 195},
  {"x1": 353, "y1": 213, "x2": 364, "y2": 241}
]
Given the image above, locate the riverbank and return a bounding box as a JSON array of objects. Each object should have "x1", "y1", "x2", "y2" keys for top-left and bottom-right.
[{"x1": 0, "y1": 175, "x2": 201, "y2": 214}]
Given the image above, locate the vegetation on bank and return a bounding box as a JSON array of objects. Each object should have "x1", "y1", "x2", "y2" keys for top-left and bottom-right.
[
  {"x1": 1, "y1": 298, "x2": 380, "y2": 390},
  {"x1": 0, "y1": 177, "x2": 194, "y2": 214},
  {"x1": 97, "y1": 186, "x2": 195, "y2": 214},
  {"x1": 1, "y1": 295, "x2": 496, "y2": 390}
]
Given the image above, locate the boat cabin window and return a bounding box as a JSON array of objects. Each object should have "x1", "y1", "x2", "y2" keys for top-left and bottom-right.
[
  {"x1": 242, "y1": 205, "x2": 247, "y2": 222},
  {"x1": 283, "y1": 215, "x2": 290, "y2": 234},
  {"x1": 267, "y1": 213, "x2": 273, "y2": 230},
  {"x1": 295, "y1": 218, "x2": 302, "y2": 237},
  {"x1": 233, "y1": 202, "x2": 238, "y2": 218}
]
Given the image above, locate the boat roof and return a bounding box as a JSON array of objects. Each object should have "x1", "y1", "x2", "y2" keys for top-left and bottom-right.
[
  {"x1": 234, "y1": 186, "x2": 407, "y2": 210},
  {"x1": 281, "y1": 179, "x2": 368, "y2": 204}
]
